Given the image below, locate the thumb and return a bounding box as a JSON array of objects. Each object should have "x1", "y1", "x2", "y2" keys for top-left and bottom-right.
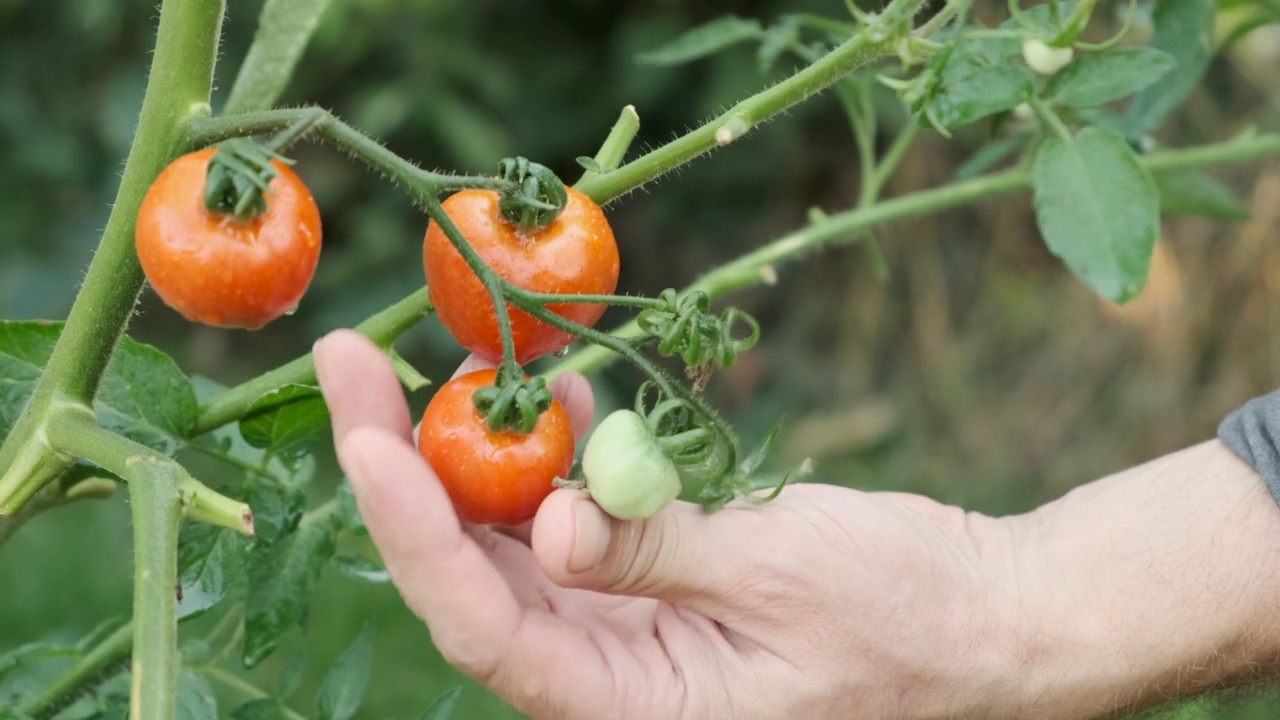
[{"x1": 532, "y1": 489, "x2": 741, "y2": 612}]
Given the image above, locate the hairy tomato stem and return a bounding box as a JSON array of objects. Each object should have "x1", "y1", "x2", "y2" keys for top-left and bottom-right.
[{"x1": 0, "y1": 0, "x2": 225, "y2": 516}]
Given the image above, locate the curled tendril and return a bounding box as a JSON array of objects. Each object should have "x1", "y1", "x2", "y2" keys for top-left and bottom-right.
[
  {"x1": 636, "y1": 289, "x2": 761, "y2": 371},
  {"x1": 472, "y1": 368, "x2": 554, "y2": 434},
  {"x1": 202, "y1": 138, "x2": 293, "y2": 221},
  {"x1": 497, "y1": 156, "x2": 568, "y2": 233}
]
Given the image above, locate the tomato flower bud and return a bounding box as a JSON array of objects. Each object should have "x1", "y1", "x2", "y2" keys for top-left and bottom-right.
[{"x1": 1022, "y1": 39, "x2": 1074, "y2": 76}]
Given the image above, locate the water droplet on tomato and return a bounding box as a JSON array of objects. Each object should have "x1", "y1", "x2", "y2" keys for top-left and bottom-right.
[{"x1": 553, "y1": 347, "x2": 569, "y2": 358}]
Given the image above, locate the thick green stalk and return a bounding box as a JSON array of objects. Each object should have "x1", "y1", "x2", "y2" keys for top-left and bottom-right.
[
  {"x1": 192, "y1": 287, "x2": 434, "y2": 436},
  {"x1": 550, "y1": 132, "x2": 1280, "y2": 378},
  {"x1": 47, "y1": 410, "x2": 253, "y2": 535},
  {"x1": 15, "y1": 622, "x2": 132, "y2": 718},
  {"x1": 573, "y1": 0, "x2": 932, "y2": 204},
  {"x1": 126, "y1": 462, "x2": 183, "y2": 720},
  {"x1": 0, "y1": 0, "x2": 226, "y2": 514}
]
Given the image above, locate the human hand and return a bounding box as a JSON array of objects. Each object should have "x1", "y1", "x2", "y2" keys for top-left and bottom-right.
[{"x1": 312, "y1": 329, "x2": 1027, "y2": 719}]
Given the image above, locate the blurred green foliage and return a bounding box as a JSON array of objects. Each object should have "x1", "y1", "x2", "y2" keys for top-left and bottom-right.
[{"x1": 3, "y1": 0, "x2": 1280, "y2": 717}]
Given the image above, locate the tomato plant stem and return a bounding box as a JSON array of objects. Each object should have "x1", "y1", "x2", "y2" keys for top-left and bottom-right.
[
  {"x1": 549, "y1": 131, "x2": 1280, "y2": 379},
  {"x1": 0, "y1": 0, "x2": 226, "y2": 515},
  {"x1": 14, "y1": 621, "x2": 133, "y2": 718},
  {"x1": 515, "y1": 291, "x2": 665, "y2": 309},
  {"x1": 193, "y1": 287, "x2": 434, "y2": 435},
  {"x1": 186, "y1": 109, "x2": 515, "y2": 198},
  {"x1": 573, "y1": 105, "x2": 641, "y2": 188},
  {"x1": 47, "y1": 409, "x2": 254, "y2": 536},
  {"x1": 126, "y1": 460, "x2": 183, "y2": 720},
  {"x1": 202, "y1": 665, "x2": 309, "y2": 720},
  {"x1": 573, "y1": 0, "x2": 933, "y2": 205}
]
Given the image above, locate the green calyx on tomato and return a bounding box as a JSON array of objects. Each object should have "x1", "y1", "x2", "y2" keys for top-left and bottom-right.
[
  {"x1": 581, "y1": 409, "x2": 683, "y2": 521},
  {"x1": 496, "y1": 156, "x2": 568, "y2": 234},
  {"x1": 471, "y1": 365, "x2": 555, "y2": 435},
  {"x1": 202, "y1": 138, "x2": 295, "y2": 221}
]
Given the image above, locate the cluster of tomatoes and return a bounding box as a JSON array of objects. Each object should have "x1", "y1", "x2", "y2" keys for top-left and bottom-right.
[{"x1": 135, "y1": 144, "x2": 651, "y2": 527}]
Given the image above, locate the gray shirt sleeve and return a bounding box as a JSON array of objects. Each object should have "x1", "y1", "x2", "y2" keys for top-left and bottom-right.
[{"x1": 1219, "y1": 389, "x2": 1280, "y2": 505}]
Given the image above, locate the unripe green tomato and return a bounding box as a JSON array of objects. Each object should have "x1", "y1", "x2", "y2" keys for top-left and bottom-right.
[
  {"x1": 1021, "y1": 38, "x2": 1073, "y2": 75},
  {"x1": 581, "y1": 409, "x2": 682, "y2": 520}
]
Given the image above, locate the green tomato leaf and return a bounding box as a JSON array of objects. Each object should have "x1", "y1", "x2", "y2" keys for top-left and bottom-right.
[
  {"x1": 1123, "y1": 0, "x2": 1217, "y2": 135},
  {"x1": 1001, "y1": 1, "x2": 1079, "y2": 34},
  {"x1": 276, "y1": 652, "x2": 306, "y2": 700},
  {"x1": 0, "y1": 642, "x2": 75, "y2": 683},
  {"x1": 238, "y1": 384, "x2": 330, "y2": 459},
  {"x1": 229, "y1": 699, "x2": 283, "y2": 720},
  {"x1": 636, "y1": 15, "x2": 763, "y2": 66},
  {"x1": 175, "y1": 671, "x2": 218, "y2": 720},
  {"x1": 1045, "y1": 47, "x2": 1177, "y2": 107},
  {"x1": 1031, "y1": 127, "x2": 1160, "y2": 303},
  {"x1": 75, "y1": 616, "x2": 128, "y2": 654},
  {"x1": 739, "y1": 421, "x2": 784, "y2": 478},
  {"x1": 177, "y1": 520, "x2": 249, "y2": 621},
  {"x1": 316, "y1": 620, "x2": 376, "y2": 720},
  {"x1": 415, "y1": 687, "x2": 463, "y2": 720},
  {"x1": 1153, "y1": 168, "x2": 1252, "y2": 221},
  {"x1": 96, "y1": 335, "x2": 198, "y2": 456},
  {"x1": 247, "y1": 480, "x2": 306, "y2": 545},
  {"x1": 243, "y1": 511, "x2": 340, "y2": 668},
  {"x1": 0, "y1": 321, "x2": 59, "y2": 440},
  {"x1": 923, "y1": 39, "x2": 1033, "y2": 130},
  {"x1": 331, "y1": 552, "x2": 390, "y2": 584},
  {"x1": 757, "y1": 17, "x2": 799, "y2": 74},
  {"x1": 334, "y1": 479, "x2": 366, "y2": 535},
  {"x1": 575, "y1": 156, "x2": 602, "y2": 172},
  {"x1": 951, "y1": 133, "x2": 1029, "y2": 182},
  {"x1": 222, "y1": 0, "x2": 337, "y2": 114}
]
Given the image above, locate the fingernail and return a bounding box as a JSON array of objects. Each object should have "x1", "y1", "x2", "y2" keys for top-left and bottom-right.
[{"x1": 568, "y1": 498, "x2": 611, "y2": 574}]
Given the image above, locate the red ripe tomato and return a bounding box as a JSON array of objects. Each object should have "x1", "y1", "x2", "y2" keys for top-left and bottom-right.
[
  {"x1": 135, "y1": 148, "x2": 322, "y2": 330},
  {"x1": 417, "y1": 369, "x2": 575, "y2": 526},
  {"x1": 422, "y1": 187, "x2": 620, "y2": 364}
]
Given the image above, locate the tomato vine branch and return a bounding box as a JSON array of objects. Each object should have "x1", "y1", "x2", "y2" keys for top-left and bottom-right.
[
  {"x1": 0, "y1": 0, "x2": 227, "y2": 518},
  {"x1": 186, "y1": 109, "x2": 515, "y2": 201},
  {"x1": 126, "y1": 460, "x2": 184, "y2": 720},
  {"x1": 193, "y1": 287, "x2": 434, "y2": 436},
  {"x1": 573, "y1": 0, "x2": 934, "y2": 205},
  {"x1": 14, "y1": 622, "x2": 132, "y2": 719},
  {"x1": 550, "y1": 131, "x2": 1280, "y2": 379},
  {"x1": 47, "y1": 410, "x2": 254, "y2": 536}
]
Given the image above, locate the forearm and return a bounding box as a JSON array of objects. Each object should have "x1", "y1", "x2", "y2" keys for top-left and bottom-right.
[{"x1": 1009, "y1": 439, "x2": 1280, "y2": 718}]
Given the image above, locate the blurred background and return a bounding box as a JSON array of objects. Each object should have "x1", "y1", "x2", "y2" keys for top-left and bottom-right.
[{"x1": 3, "y1": 0, "x2": 1280, "y2": 717}]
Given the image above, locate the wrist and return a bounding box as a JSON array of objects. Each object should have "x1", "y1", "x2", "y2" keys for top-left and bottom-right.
[{"x1": 1003, "y1": 440, "x2": 1280, "y2": 718}]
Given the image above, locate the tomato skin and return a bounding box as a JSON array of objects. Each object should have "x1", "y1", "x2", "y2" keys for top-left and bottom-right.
[
  {"x1": 423, "y1": 187, "x2": 620, "y2": 364},
  {"x1": 417, "y1": 369, "x2": 575, "y2": 526},
  {"x1": 582, "y1": 409, "x2": 682, "y2": 520},
  {"x1": 135, "y1": 148, "x2": 322, "y2": 330}
]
